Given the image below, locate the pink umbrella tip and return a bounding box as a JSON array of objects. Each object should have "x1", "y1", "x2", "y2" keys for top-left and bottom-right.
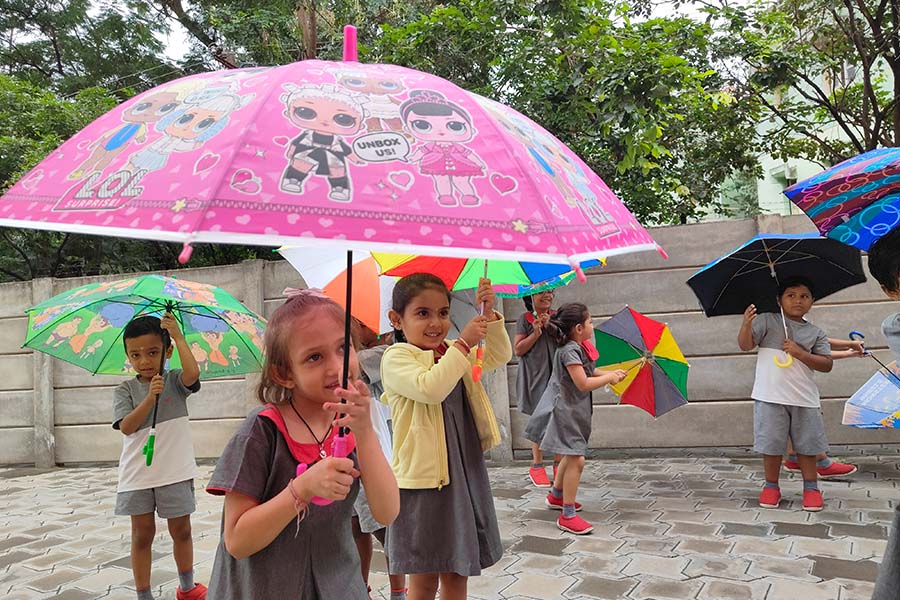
[
  {"x1": 343, "y1": 25, "x2": 358, "y2": 62},
  {"x1": 575, "y1": 266, "x2": 587, "y2": 283},
  {"x1": 178, "y1": 243, "x2": 194, "y2": 264},
  {"x1": 656, "y1": 246, "x2": 669, "y2": 260}
]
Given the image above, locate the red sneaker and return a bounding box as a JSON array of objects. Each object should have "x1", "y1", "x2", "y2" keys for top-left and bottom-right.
[
  {"x1": 528, "y1": 466, "x2": 551, "y2": 487},
  {"x1": 758, "y1": 487, "x2": 782, "y2": 509},
  {"x1": 545, "y1": 492, "x2": 582, "y2": 511},
  {"x1": 783, "y1": 459, "x2": 801, "y2": 473},
  {"x1": 176, "y1": 583, "x2": 207, "y2": 600},
  {"x1": 802, "y1": 489, "x2": 824, "y2": 512},
  {"x1": 557, "y1": 514, "x2": 593, "y2": 535},
  {"x1": 817, "y1": 461, "x2": 858, "y2": 479}
]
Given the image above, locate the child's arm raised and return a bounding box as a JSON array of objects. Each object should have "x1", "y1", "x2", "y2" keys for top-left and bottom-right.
[
  {"x1": 567, "y1": 364, "x2": 628, "y2": 393},
  {"x1": 161, "y1": 312, "x2": 200, "y2": 387},
  {"x1": 382, "y1": 314, "x2": 489, "y2": 404},
  {"x1": 222, "y1": 456, "x2": 358, "y2": 559},
  {"x1": 327, "y1": 380, "x2": 399, "y2": 527},
  {"x1": 737, "y1": 304, "x2": 758, "y2": 351}
]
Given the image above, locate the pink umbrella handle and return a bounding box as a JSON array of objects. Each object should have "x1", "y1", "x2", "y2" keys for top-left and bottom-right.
[{"x1": 295, "y1": 436, "x2": 350, "y2": 506}]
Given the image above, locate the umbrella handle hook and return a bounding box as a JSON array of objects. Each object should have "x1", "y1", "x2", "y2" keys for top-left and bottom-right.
[
  {"x1": 849, "y1": 330, "x2": 870, "y2": 355},
  {"x1": 774, "y1": 304, "x2": 794, "y2": 368}
]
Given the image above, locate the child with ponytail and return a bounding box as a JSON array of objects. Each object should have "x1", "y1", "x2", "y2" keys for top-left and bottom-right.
[{"x1": 524, "y1": 302, "x2": 626, "y2": 535}]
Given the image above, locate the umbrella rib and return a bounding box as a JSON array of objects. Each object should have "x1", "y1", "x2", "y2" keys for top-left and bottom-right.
[{"x1": 89, "y1": 299, "x2": 163, "y2": 374}]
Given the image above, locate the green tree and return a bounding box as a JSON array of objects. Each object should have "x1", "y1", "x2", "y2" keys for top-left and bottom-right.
[
  {"x1": 0, "y1": 0, "x2": 184, "y2": 96},
  {"x1": 710, "y1": 0, "x2": 900, "y2": 165},
  {"x1": 368, "y1": 0, "x2": 761, "y2": 223}
]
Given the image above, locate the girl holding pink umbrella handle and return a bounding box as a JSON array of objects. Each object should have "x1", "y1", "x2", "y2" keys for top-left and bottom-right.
[{"x1": 205, "y1": 291, "x2": 398, "y2": 599}]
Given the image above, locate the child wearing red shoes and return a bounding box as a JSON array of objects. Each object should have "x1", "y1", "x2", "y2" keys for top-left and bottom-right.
[
  {"x1": 523, "y1": 303, "x2": 626, "y2": 535},
  {"x1": 781, "y1": 337, "x2": 864, "y2": 479},
  {"x1": 514, "y1": 291, "x2": 562, "y2": 487},
  {"x1": 738, "y1": 277, "x2": 834, "y2": 512}
]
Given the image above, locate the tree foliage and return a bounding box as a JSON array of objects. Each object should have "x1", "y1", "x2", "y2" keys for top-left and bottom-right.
[
  {"x1": 366, "y1": 0, "x2": 761, "y2": 223},
  {"x1": 0, "y1": 0, "x2": 186, "y2": 95},
  {"x1": 709, "y1": 0, "x2": 900, "y2": 165}
]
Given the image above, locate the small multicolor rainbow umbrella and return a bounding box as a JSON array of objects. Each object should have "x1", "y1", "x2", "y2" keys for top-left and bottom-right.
[
  {"x1": 371, "y1": 254, "x2": 603, "y2": 293},
  {"x1": 593, "y1": 307, "x2": 689, "y2": 417}
]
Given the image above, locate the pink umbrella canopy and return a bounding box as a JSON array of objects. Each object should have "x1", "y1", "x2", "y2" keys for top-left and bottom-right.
[{"x1": 0, "y1": 51, "x2": 660, "y2": 265}]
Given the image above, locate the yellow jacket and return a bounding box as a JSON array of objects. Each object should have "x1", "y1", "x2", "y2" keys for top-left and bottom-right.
[{"x1": 381, "y1": 314, "x2": 512, "y2": 489}]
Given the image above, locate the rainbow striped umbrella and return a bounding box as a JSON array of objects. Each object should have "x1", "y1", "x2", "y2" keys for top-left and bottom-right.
[{"x1": 594, "y1": 307, "x2": 689, "y2": 417}]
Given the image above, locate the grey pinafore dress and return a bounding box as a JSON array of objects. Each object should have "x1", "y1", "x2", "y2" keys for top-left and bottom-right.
[
  {"x1": 386, "y1": 381, "x2": 502, "y2": 576},
  {"x1": 206, "y1": 405, "x2": 367, "y2": 599},
  {"x1": 515, "y1": 312, "x2": 556, "y2": 415},
  {"x1": 523, "y1": 341, "x2": 594, "y2": 455}
]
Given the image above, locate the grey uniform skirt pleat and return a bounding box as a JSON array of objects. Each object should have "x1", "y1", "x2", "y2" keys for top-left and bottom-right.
[{"x1": 386, "y1": 381, "x2": 503, "y2": 576}]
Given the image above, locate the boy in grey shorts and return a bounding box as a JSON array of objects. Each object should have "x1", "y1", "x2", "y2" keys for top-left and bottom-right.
[
  {"x1": 738, "y1": 276, "x2": 833, "y2": 512},
  {"x1": 112, "y1": 314, "x2": 206, "y2": 600}
]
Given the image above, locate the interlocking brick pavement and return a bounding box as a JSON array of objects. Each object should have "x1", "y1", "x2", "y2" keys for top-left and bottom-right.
[{"x1": 1, "y1": 445, "x2": 896, "y2": 599}]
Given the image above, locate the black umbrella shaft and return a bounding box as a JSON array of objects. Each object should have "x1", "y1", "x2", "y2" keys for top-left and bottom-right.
[
  {"x1": 150, "y1": 334, "x2": 168, "y2": 429},
  {"x1": 339, "y1": 250, "x2": 352, "y2": 437}
]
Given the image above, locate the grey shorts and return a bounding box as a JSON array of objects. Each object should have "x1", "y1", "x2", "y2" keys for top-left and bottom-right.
[
  {"x1": 753, "y1": 401, "x2": 828, "y2": 456},
  {"x1": 115, "y1": 479, "x2": 196, "y2": 519}
]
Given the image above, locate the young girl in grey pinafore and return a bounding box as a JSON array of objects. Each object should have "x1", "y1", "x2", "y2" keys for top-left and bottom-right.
[
  {"x1": 523, "y1": 303, "x2": 627, "y2": 535},
  {"x1": 381, "y1": 273, "x2": 512, "y2": 600},
  {"x1": 387, "y1": 378, "x2": 502, "y2": 575},
  {"x1": 514, "y1": 291, "x2": 558, "y2": 487}
]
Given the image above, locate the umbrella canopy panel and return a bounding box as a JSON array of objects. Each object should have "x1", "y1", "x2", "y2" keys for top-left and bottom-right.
[
  {"x1": 24, "y1": 274, "x2": 266, "y2": 377},
  {"x1": 686, "y1": 233, "x2": 867, "y2": 316},
  {"x1": 785, "y1": 148, "x2": 900, "y2": 251}
]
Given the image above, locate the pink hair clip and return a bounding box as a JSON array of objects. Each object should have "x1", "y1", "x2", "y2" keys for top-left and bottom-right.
[{"x1": 283, "y1": 287, "x2": 330, "y2": 299}]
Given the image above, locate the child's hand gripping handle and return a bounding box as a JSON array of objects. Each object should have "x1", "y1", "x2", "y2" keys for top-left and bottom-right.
[
  {"x1": 472, "y1": 262, "x2": 489, "y2": 382},
  {"x1": 849, "y1": 330, "x2": 869, "y2": 354},
  {"x1": 294, "y1": 435, "x2": 350, "y2": 506}
]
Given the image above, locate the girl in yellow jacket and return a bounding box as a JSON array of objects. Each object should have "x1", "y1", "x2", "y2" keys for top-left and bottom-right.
[{"x1": 382, "y1": 273, "x2": 512, "y2": 600}]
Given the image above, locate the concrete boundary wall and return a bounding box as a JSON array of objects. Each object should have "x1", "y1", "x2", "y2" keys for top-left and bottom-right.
[{"x1": 2, "y1": 215, "x2": 900, "y2": 466}]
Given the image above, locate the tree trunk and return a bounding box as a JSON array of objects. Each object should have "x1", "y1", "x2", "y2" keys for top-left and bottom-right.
[{"x1": 296, "y1": 0, "x2": 317, "y2": 60}]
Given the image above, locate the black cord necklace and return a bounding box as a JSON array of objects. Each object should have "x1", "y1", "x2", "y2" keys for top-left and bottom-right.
[{"x1": 289, "y1": 400, "x2": 333, "y2": 459}]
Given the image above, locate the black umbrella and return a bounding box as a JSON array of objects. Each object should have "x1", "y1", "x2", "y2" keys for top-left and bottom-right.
[{"x1": 686, "y1": 233, "x2": 866, "y2": 317}]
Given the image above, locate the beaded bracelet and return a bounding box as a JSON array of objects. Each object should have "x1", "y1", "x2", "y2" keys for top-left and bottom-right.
[{"x1": 287, "y1": 477, "x2": 309, "y2": 538}]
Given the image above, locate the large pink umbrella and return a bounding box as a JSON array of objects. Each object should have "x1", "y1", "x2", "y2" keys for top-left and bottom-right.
[
  {"x1": 1, "y1": 27, "x2": 662, "y2": 499},
  {"x1": 0, "y1": 32, "x2": 661, "y2": 266}
]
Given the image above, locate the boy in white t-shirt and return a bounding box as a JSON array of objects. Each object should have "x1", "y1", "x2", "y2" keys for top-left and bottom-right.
[
  {"x1": 738, "y1": 277, "x2": 833, "y2": 512},
  {"x1": 112, "y1": 314, "x2": 206, "y2": 600}
]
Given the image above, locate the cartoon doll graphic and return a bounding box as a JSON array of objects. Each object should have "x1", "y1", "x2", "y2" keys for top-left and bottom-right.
[
  {"x1": 68, "y1": 92, "x2": 181, "y2": 180},
  {"x1": 162, "y1": 278, "x2": 217, "y2": 305},
  {"x1": 279, "y1": 83, "x2": 367, "y2": 202},
  {"x1": 228, "y1": 345, "x2": 241, "y2": 367},
  {"x1": 79, "y1": 339, "x2": 104, "y2": 360},
  {"x1": 68, "y1": 313, "x2": 111, "y2": 354},
  {"x1": 332, "y1": 69, "x2": 406, "y2": 133},
  {"x1": 44, "y1": 316, "x2": 82, "y2": 348},
  {"x1": 221, "y1": 310, "x2": 264, "y2": 350},
  {"x1": 126, "y1": 87, "x2": 253, "y2": 174},
  {"x1": 191, "y1": 341, "x2": 209, "y2": 373},
  {"x1": 400, "y1": 90, "x2": 486, "y2": 207},
  {"x1": 201, "y1": 331, "x2": 229, "y2": 367}
]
